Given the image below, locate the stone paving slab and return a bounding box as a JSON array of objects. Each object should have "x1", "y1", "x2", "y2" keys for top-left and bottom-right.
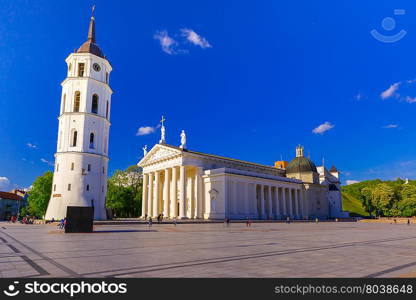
[{"x1": 0, "y1": 222, "x2": 415, "y2": 278}]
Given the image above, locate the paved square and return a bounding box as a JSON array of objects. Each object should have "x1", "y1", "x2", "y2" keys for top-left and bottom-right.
[{"x1": 1, "y1": 222, "x2": 415, "y2": 278}]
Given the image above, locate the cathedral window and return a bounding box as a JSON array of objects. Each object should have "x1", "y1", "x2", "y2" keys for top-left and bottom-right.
[
  {"x1": 89, "y1": 133, "x2": 95, "y2": 149},
  {"x1": 61, "y1": 94, "x2": 66, "y2": 114},
  {"x1": 73, "y1": 91, "x2": 81, "y2": 112},
  {"x1": 88, "y1": 164, "x2": 91, "y2": 172},
  {"x1": 105, "y1": 101, "x2": 109, "y2": 119},
  {"x1": 86, "y1": 184, "x2": 90, "y2": 191},
  {"x1": 68, "y1": 184, "x2": 71, "y2": 191},
  {"x1": 91, "y1": 94, "x2": 99, "y2": 114},
  {"x1": 71, "y1": 130, "x2": 78, "y2": 147},
  {"x1": 68, "y1": 63, "x2": 72, "y2": 73},
  {"x1": 56, "y1": 163, "x2": 59, "y2": 172},
  {"x1": 71, "y1": 162, "x2": 74, "y2": 171},
  {"x1": 105, "y1": 72, "x2": 109, "y2": 83},
  {"x1": 53, "y1": 184, "x2": 56, "y2": 191},
  {"x1": 78, "y1": 63, "x2": 85, "y2": 77}
]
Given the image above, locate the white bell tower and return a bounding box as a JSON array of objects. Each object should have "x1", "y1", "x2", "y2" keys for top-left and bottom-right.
[{"x1": 45, "y1": 11, "x2": 112, "y2": 220}]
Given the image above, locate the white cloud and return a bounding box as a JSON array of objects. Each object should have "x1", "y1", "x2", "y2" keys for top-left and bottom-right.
[
  {"x1": 380, "y1": 82, "x2": 401, "y2": 99},
  {"x1": 136, "y1": 126, "x2": 156, "y2": 136},
  {"x1": 382, "y1": 124, "x2": 399, "y2": 129},
  {"x1": 154, "y1": 30, "x2": 180, "y2": 54},
  {"x1": 26, "y1": 142, "x2": 37, "y2": 149},
  {"x1": 0, "y1": 177, "x2": 11, "y2": 191},
  {"x1": 312, "y1": 122, "x2": 335, "y2": 135},
  {"x1": 354, "y1": 93, "x2": 364, "y2": 101},
  {"x1": 41, "y1": 158, "x2": 54, "y2": 166},
  {"x1": 346, "y1": 180, "x2": 360, "y2": 185},
  {"x1": 181, "y1": 28, "x2": 212, "y2": 49},
  {"x1": 405, "y1": 96, "x2": 416, "y2": 103}
]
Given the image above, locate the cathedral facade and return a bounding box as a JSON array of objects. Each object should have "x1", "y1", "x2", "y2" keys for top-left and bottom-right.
[{"x1": 138, "y1": 138, "x2": 348, "y2": 220}]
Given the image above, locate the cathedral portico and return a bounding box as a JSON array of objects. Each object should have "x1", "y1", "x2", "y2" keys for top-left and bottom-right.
[{"x1": 138, "y1": 140, "x2": 314, "y2": 220}]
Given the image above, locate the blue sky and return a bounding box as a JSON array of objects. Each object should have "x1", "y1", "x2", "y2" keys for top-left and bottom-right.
[{"x1": 1, "y1": 0, "x2": 416, "y2": 190}]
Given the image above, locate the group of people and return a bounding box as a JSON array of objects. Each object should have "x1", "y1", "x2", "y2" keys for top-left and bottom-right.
[
  {"x1": 8, "y1": 215, "x2": 35, "y2": 224},
  {"x1": 147, "y1": 215, "x2": 178, "y2": 227}
]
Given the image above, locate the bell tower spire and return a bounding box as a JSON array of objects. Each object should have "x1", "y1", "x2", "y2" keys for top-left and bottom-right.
[
  {"x1": 88, "y1": 5, "x2": 96, "y2": 42},
  {"x1": 76, "y1": 6, "x2": 104, "y2": 58}
]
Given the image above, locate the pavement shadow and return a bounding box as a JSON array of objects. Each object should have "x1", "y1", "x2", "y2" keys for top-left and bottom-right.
[{"x1": 92, "y1": 230, "x2": 157, "y2": 233}]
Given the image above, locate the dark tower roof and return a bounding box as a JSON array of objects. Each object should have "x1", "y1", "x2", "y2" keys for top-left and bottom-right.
[
  {"x1": 77, "y1": 14, "x2": 105, "y2": 58},
  {"x1": 286, "y1": 145, "x2": 318, "y2": 173},
  {"x1": 286, "y1": 156, "x2": 318, "y2": 173},
  {"x1": 329, "y1": 165, "x2": 338, "y2": 172}
]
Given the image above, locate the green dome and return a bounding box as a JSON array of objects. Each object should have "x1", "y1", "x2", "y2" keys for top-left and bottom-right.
[{"x1": 286, "y1": 156, "x2": 317, "y2": 173}]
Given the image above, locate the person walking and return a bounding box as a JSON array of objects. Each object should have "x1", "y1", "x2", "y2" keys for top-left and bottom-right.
[
  {"x1": 408, "y1": 219, "x2": 410, "y2": 225},
  {"x1": 148, "y1": 217, "x2": 153, "y2": 227},
  {"x1": 173, "y1": 217, "x2": 177, "y2": 226}
]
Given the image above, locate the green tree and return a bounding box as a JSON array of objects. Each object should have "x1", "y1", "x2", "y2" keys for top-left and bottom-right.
[
  {"x1": 398, "y1": 184, "x2": 416, "y2": 217},
  {"x1": 106, "y1": 166, "x2": 142, "y2": 218},
  {"x1": 26, "y1": 171, "x2": 53, "y2": 218},
  {"x1": 372, "y1": 183, "x2": 395, "y2": 216},
  {"x1": 360, "y1": 187, "x2": 375, "y2": 216}
]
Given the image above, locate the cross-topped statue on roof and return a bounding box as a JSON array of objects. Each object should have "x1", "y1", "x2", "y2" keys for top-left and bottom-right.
[
  {"x1": 91, "y1": 5, "x2": 96, "y2": 19},
  {"x1": 159, "y1": 115, "x2": 166, "y2": 144}
]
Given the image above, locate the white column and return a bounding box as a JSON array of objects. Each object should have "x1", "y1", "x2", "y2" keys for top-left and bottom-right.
[
  {"x1": 163, "y1": 168, "x2": 170, "y2": 218},
  {"x1": 244, "y1": 183, "x2": 250, "y2": 215},
  {"x1": 148, "y1": 172, "x2": 154, "y2": 217},
  {"x1": 294, "y1": 188, "x2": 299, "y2": 219},
  {"x1": 189, "y1": 176, "x2": 195, "y2": 218},
  {"x1": 195, "y1": 168, "x2": 203, "y2": 218},
  {"x1": 303, "y1": 189, "x2": 308, "y2": 219},
  {"x1": 170, "y1": 167, "x2": 178, "y2": 218},
  {"x1": 275, "y1": 186, "x2": 280, "y2": 218},
  {"x1": 141, "y1": 173, "x2": 148, "y2": 218},
  {"x1": 288, "y1": 188, "x2": 293, "y2": 217},
  {"x1": 282, "y1": 187, "x2": 286, "y2": 216},
  {"x1": 153, "y1": 171, "x2": 160, "y2": 217},
  {"x1": 179, "y1": 166, "x2": 187, "y2": 219},
  {"x1": 267, "y1": 186, "x2": 272, "y2": 219},
  {"x1": 260, "y1": 185, "x2": 265, "y2": 219},
  {"x1": 299, "y1": 189, "x2": 304, "y2": 219}
]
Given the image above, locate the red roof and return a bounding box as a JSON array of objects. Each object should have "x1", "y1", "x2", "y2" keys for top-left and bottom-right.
[{"x1": 0, "y1": 191, "x2": 23, "y2": 201}]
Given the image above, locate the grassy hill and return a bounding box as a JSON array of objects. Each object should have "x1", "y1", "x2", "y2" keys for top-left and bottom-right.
[{"x1": 342, "y1": 191, "x2": 369, "y2": 217}]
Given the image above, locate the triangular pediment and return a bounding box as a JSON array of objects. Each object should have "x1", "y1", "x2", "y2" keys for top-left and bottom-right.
[{"x1": 138, "y1": 144, "x2": 182, "y2": 166}]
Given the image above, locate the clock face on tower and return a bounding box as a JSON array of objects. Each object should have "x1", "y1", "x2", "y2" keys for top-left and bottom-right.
[{"x1": 93, "y1": 63, "x2": 101, "y2": 72}]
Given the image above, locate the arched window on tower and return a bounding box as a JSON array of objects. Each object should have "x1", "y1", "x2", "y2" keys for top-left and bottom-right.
[
  {"x1": 105, "y1": 101, "x2": 109, "y2": 119},
  {"x1": 71, "y1": 130, "x2": 78, "y2": 147},
  {"x1": 73, "y1": 91, "x2": 81, "y2": 112},
  {"x1": 61, "y1": 94, "x2": 66, "y2": 114},
  {"x1": 91, "y1": 94, "x2": 99, "y2": 114},
  {"x1": 58, "y1": 131, "x2": 63, "y2": 150},
  {"x1": 89, "y1": 133, "x2": 95, "y2": 149}
]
